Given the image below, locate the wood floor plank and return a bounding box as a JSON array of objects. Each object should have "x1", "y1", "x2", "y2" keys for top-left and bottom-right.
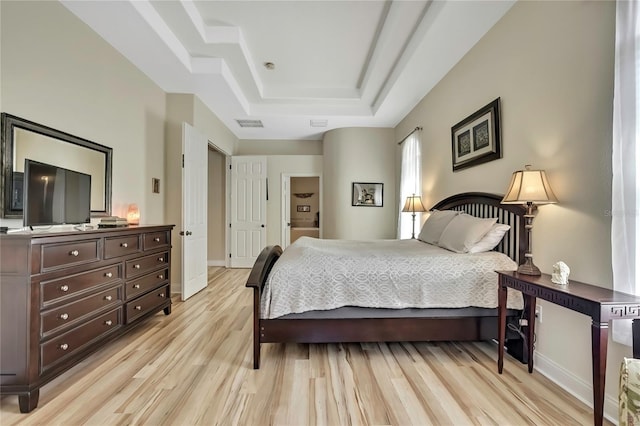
[{"x1": 0, "y1": 267, "x2": 611, "y2": 426}]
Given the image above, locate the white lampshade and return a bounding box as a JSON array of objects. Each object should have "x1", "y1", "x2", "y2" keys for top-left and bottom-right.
[
  {"x1": 501, "y1": 165, "x2": 558, "y2": 204},
  {"x1": 402, "y1": 195, "x2": 427, "y2": 213}
]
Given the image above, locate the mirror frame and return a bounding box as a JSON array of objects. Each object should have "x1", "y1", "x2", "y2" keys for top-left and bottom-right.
[{"x1": 1, "y1": 113, "x2": 113, "y2": 219}]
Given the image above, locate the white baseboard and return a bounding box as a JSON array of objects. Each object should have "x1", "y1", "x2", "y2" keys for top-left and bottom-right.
[
  {"x1": 534, "y1": 351, "x2": 618, "y2": 425},
  {"x1": 207, "y1": 260, "x2": 226, "y2": 267}
]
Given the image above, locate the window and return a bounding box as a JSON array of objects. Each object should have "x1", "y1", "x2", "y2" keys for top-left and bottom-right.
[
  {"x1": 612, "y1": 0, "x2": 640, "y2": 345},
  {"x1": 398, "y1": 131, "x2": 422, "y2": 239}
]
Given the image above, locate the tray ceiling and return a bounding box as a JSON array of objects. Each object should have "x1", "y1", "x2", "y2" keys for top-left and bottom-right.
[{"x1": 61, "y1": 0, "x2": 515, "y2": 140}]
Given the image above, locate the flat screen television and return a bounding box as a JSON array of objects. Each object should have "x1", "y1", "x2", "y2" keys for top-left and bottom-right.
[{"x1": 23, "y1": 159, "x2": 91, "y2": 227}]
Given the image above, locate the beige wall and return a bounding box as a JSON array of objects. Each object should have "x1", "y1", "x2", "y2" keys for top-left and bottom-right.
[
  {"x1": 323, "y1": 127, "x2": 396, "y2": 240},
  {"x1": 236, "y1": 139, "x2": 323, "y2": 156},
  {"x1": 193, "y1": 97, "x2": 235, "y2": 156},
  {"x1": 207, "y1": 148, "x2": 226, "y2": 264},
  {"x1": 0, "y1": 0, "x2": 166, "y2": 228},
  {"x1": 396, "y1": 0, "x2": 620, "y2": 417}
]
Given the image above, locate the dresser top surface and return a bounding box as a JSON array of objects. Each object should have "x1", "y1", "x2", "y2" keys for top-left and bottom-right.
[{"x1": 0, "y1": 224, "x2": 175, "y2": 241}]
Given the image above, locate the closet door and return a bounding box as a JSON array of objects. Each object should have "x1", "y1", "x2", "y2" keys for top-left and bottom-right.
[{"x1": 230, "y1": 156, "x2": 267, "y2": 268}]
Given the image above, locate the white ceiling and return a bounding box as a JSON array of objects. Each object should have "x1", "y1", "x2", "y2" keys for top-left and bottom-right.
[{"x1": 60, "y1": 0, "x2": 515, "y2": 141}]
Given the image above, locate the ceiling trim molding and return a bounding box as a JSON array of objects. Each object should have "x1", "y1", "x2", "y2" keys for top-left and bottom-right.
[
  {"x1": 180, "y1": 0, "x2": 265, "y2": 97},
  {"x1": 130, "y1": 0, "x2": 192, "y2": 72}
]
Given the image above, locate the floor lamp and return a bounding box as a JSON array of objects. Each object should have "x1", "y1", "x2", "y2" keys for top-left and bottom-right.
[
  {"x1": 402, "y1": 195, "x2": 426, "y2": 239},
  {"x1": 501, "y1": 165, "x2": 557, "y2": 275}
]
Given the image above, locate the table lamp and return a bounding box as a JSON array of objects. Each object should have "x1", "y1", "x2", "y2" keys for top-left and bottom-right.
[
  {"x1": 127, "y1": 203, "x2": 140, "y2": 225},
  {"x1": 402, "y1": 195, "x2": 426, "y2": 239},
  {"x1": 501, "y1": 165, "x2": 557, "y2": 275}
]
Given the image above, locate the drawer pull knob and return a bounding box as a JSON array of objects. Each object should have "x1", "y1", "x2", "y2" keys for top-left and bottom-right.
[
  {"x1": 60, "y1": 343, "x2": 69, "y2": 351},
  {"x1": 159, "y1": 293, "x2": 166, "y2": 298},
  {"x1": 121, "y1": 242, "x2": 128, "y2": 248},
  {"x1": 133, "y1": 264, "x2": 141, "y2": 269},
  {"x1": 154, "y1": 237, "x2": 161, "y2": 242},
  {"x1": 135, "y1": 305, "x2": 142, "y2": 311},
  {"x1": 59, "y1": 313, "x2": 69, "y2": 320},
  {"x1": 70, "y1": 250, "x2": 79, "y2": 257},
  {"x1": 60, "y1": 285, "x2": 69, "y2": 292},
  {"x1": 105, "y1": 272, "x2": 113, "y2": 278},
  {"x1": 133, "y1": 284, "x2": 140, "y2": 289},
  {"x1": 105, "y1": 320, "x2": 113, "y2": 326},
  {"x1": 104, "y1": 295, "x2": 113, "y2": 301},
  {"x1": 158, "y1": 274, "x2": 164, "y2": 279},
  {"x1": 158, "y1": 257, "x2": 164, "y2": 262}
]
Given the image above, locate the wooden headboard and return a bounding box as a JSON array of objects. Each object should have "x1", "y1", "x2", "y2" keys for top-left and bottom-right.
[{"x1": 430, "y1": 192, "x2": 527, "y2": 265}]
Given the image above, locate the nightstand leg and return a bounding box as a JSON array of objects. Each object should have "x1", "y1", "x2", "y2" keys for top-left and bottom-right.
[
  {"x1": 497, "y1": 280, "x2": 507, "y2": 374},
  {"x1": 526, "y1": 296, "x2": 536, "y2": 373},
  {"x1": 633, "y1": 319, "x2": 640, "y2": 358},
  {"x1": 591, "y1": 322, "x2": 607, "y2": 426}
]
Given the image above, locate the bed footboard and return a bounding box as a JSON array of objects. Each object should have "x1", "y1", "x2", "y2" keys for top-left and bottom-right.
[{"x1": 245, "y1": 245, "x2": 282, "y2": 369}]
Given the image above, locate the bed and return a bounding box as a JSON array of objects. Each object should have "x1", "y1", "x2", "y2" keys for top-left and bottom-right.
[{"x1": 246, "y1": 192, "x2": 529, "y2": 369}]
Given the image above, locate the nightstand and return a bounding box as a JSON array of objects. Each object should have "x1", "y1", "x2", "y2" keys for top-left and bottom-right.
[{"x1": 496, "y1": 271, "x2": 640, "y2": 426}]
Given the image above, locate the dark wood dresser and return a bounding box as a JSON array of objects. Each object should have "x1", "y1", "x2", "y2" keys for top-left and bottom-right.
[{"x1": 0, "y1": 224, "x2": 174, "y2": 413}]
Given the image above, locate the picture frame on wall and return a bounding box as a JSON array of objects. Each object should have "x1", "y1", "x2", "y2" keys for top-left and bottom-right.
[
  {"x1": 352, "y1": 182, "x2": 383, "y2": 207},
  {"x1": 451, "y1": 98, "x2": 502, "y2": 172},
  {"x1": 296, "y1": 205, "x2": 311, "y2": 212}
]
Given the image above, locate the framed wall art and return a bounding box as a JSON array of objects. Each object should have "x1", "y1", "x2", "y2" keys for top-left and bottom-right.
[
  {"x1": 296, "y1": 205, "x2": 311, "y2": 212},
  {"x1": 451, "y1": 98, "x2": 502, "y2": 172},
  {"x1": 352, "y1": 182, "x2": 383, "y2": 207}
]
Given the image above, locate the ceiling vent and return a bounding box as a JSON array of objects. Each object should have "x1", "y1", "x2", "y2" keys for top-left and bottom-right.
[
  {"x1": 236, "y1": 119, "x2": 264, "y2": 128},
  {"x1": 310, "y1": 119, "x2": 328, "y2": 128}
]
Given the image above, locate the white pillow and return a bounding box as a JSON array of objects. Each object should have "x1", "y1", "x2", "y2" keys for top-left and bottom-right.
[
  {"x1": 417, "y1": 210, "x2": 460, "y2": 244},
  {"x1": 438, "y1": 214, "x2": 498, "y2": 253},
  {"x1": 468, "y1": 223, "x2": 511, "y2": 253}
]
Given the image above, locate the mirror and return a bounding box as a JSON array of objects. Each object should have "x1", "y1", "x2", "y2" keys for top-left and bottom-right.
[{"x1": 1, "y1": 113, "x2": 112, "y2": 219}]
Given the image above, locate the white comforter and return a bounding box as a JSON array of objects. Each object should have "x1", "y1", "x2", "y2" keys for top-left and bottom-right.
[{"x1": 261, "y1": 237, "x2": 524, "y2": 319}]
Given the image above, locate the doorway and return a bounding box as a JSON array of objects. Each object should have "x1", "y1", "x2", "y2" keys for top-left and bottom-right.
[
  {"x1": 282, "y1": 174, "x2": 321, "y2": 248},
  {"x1": 207, "y1": 146, "x2": 227, "y2": 267}
]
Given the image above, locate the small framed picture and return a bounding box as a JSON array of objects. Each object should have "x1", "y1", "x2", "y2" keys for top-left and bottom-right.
[
  {"x1": 352, "y1": 182, "x2": 383, "y2": 207},
  {"x1": 152, "y1": 178, "x2": 160, "y2": 194},
  {"x1": 297, "y1": 205, "x2": 311, "y2": 212},
  {"x1": 451, "y1": 98, "x2": 502, "y2": 171}
]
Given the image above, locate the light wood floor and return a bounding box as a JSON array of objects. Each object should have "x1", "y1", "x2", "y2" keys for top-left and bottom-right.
[{"x1": 0, "y1": 267, "x2": 609, "y2": 425}]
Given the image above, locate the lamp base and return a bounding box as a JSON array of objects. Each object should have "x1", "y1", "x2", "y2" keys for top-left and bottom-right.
[{"x1": 517, "y1": 257, "x2": 541, "y2": 276}]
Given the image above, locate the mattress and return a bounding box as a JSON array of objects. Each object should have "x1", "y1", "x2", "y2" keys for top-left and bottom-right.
[{"x1": 261, "y1": 237, "x2": 524, "y2": 319}]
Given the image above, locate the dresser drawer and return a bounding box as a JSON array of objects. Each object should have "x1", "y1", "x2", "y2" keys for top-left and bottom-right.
[
  {"x1": 125, "y1": 251, "x2": 168, "y2": 278},
  {"x1": 143, "y1": 231, "x2": 169, "y2": 251},
  {"x1": 41, "y1": 264, "x2": 122, "y2": 307},
  {"x1": 41, "y1": 285, "x2": 122, "y2": 337},
  {"x1": 40, "y1": 308, "x2": 122, "y2": 373},
  {"x1": 126, "y1": 285, "x2": 169, "y2": 324},
  {"x1": 41, "y1": 240, "x2": 100, "y2": 272},
  {"x1": 104, "y1": 235, "x2": 140, "y2": 259},
  {"x1": 125, "y1": 269, "x2": 168, "y2": 300}
]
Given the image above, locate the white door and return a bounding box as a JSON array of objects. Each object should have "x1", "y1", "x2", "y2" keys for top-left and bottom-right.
[
  {"x1": 230, "y1": 156, "x2": 267, "y2": 268},
  {"x1": 181, "y1": 123, "x2": 208, "y2": 300}
]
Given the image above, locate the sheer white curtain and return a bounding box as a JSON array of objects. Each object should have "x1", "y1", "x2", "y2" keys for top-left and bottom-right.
[
  {"x1": 612, "y1": 0, "x2": 640, "y2": 345},
  {"x1": 397, "y1": 131, "x2": 422, "y2": 239}
]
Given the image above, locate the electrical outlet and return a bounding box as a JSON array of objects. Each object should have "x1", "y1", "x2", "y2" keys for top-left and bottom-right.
[{"x1": 535, "y1": 305, "x2": 542, "y2": 323}]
